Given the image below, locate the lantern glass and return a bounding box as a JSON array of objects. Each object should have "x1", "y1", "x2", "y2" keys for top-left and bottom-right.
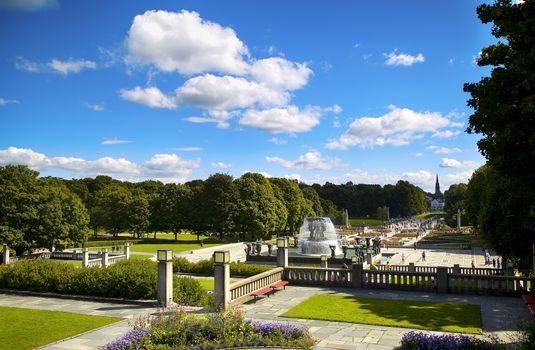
[
  {"x1": 320, "y1": 255, "x2": 327, "y2": 262},
  {"x1": 276, "y1": 237, "x2": 287, "y2": 248},
  {"x1": 157, "y1": 249, "x2": 172, "y2": 262},
  {"x1": 351, "y1": 255, "x2": 358, "y2": 263},
  {"x1": 214, "y1": 251, "x2": 230, "y2": 263}
]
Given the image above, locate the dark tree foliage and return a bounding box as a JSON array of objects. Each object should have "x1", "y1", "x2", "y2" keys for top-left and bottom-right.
[
  {"x1": 443, "y1": 184, "x2": 468, "y2": 227},
  {"x1": 464, "y1": 0, "x2": 535, "y2": 270}
]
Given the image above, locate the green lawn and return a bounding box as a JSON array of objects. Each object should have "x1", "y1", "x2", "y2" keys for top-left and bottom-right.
[
  {"x1": 128, "y1": 254, "x2": 154, "y2": 260},
  {"x1": 0, "y1": 306, "x2": 122, "y2": 350},
  {"x1": 281, "y1": 295, "x2": 482, "y2": 334},
  {"x1": 130, "y1": 243, "x2": 221, "y2": 254},
  {"x1": 195, "y1": 278, "x2": 235, "y2": 290},
  {"x1": 349, "y1": 219, "x2": 385, "y2": 227}
]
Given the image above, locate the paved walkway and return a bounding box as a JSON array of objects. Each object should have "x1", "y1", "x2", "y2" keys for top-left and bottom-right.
[{"x1": 1, "y1": 284, "x2": 529, "y2": 350}]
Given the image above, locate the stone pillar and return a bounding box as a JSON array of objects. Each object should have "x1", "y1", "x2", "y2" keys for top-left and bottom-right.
[
  {"x1": 352, "y1": 263, "x2": 363, "y2": 288},
  {"x1": 101, "y1": 248, "x2": 109, "y2": 268},
  {"x1": 82, "y1": 248, "x2": 89, "y2": 267},
  {"x1": 158, "y1": 250, "x2": 174, "y2": 307},
  {"x1": 457, "y1": 209, "x2": 461, "y2": 229},
  {"x1": 344, "y1": 209, "x2": 349, "y2": 228},
  {"x1": 320, "y1": 256, "x2": 328, "y2": 268},
  {"x1": 503, "y1": 257, "x2": 514, "y2": 276},
  {"x1": 124, "y1": 243, "x2": 131, "y2": 260},
  {"x1": 2, "y1": 244, "x2": 9, "y2": 265},
  {"x1": 436, "y1": 266, "x2": 448, "y2": 293},
  {"x1": 453, "y1": 264, "x2": 460, "y2": 275},
  {"x1": 214, "y1": 251, "x2": 230, "y2": 310},
  {"x1": 408, "y1": 262, "x2": 415, "y2": 273},
  {"x1": 366, "y1": 250, "x2": 372, "y2": 265},
  {"x1": 276, "y1": 240, "x2": 288, "y2": 268}
]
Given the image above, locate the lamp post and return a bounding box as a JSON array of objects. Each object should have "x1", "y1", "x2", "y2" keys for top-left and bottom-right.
[
  {"x1": 276, "y1": 237, "x2": 288, "y2": 268},
  {"x1": 214, "y1": 250, "x2": 231, "y2": 309},
  {"x1": 351, "y1": 255, "x2": 358, "y2": 264},
  {"x1": 157, "y1": 249, "x2": 173, "y2": 307}
]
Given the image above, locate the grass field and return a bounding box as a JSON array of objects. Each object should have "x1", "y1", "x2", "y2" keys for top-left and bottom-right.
[
  {"x1": 0, "y1": 306, "x2": 122, "y2": 350},
  {"x1": 349, "y1": 219, "x2": 385, "y2": 227},
  {"x1": 281, "y1": 295, "x2": 482, "y2": 334},
  {"x1": 416, "y1": 212, "x2": 446, "y2": 220}
]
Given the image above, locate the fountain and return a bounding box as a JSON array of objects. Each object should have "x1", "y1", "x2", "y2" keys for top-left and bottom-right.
[{"x1": 297, "y1": 217, "x2": 342, "y2": 255}]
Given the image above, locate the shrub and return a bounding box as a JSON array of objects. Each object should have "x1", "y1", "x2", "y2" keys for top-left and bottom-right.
[
  {"x1": 395, "y1": 331, "x2": 503, "y2": 350},
  {"x1": 0, "y1": 260, "x2": 208, "y2": 306},
  {"x1": 172, "y1": 257, "x2": 271, "y2": 277},
  {"x1": 100, "y1": 305, "x2": 315, "y2": 350}
]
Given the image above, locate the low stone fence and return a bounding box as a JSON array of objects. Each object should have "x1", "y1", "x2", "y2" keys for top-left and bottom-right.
[
  {"x1": 374, "y1": 263, "x2": 502, "y2": 276},
  {"x1": 285, "y1": 266, "x2": 351, "y2": 288},
  {"x1": 229, "y1": 267, "x2": 284, "y2": 305}
]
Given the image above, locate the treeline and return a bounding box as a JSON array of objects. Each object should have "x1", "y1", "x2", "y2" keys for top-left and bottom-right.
[
  {"x1": 307, "y1": 180, "x2": 428, "y2": 218},
  {"x1": 0, "y1": 165, "x2": 344, "y2": 254}
]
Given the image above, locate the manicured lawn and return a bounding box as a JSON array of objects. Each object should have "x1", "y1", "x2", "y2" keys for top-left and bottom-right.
[
  {"x1": 130, "y1": 243, "x2": 221, "y2": 254},
  {"x1": 281, "y1": 295, "x2": 482, "y2": 334},
  {"x1": 0, "y1": 306, "x2": 122, "y2": 350},
  {"x1": 195, "y1": 278, "x2": 235, "y2": 290},
  {"x1": 349, "y1": 219, "x2": 385, "y2": 227}
]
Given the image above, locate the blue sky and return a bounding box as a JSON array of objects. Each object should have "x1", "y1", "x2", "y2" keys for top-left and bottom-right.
[{"x1": 0, "y1": 0, "x2": 494, "y2": 192}]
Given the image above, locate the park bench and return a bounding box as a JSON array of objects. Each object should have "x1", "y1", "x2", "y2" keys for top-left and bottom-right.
[
  {"x1": 250, "y1": 287, "x2": 273, "y2": 303},
  {"x1": 522, "y1": 294, "x2": 535, "y2": 304},
  {"x1": 270, "y1": 280, "x2": 289, "y2": 291}
]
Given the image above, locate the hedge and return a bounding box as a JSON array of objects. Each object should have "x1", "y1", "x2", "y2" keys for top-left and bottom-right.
[
  {"x1": 173, "y1": 257, "x2": 272, "y2": 277},
  {"x1": 0, "y1": 259, "x2": 210, "y2": 306}
]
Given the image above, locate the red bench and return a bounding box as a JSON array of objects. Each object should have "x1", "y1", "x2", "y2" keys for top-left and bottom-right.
[
  {"x1": 522, "y1": 294, "x2": 535, "y2": 304},
  {"x1": 250, "y1": 287, "x2": 273, "y2": 303},
  {"x1": 270, "y1": 280, "x2": 289, "y2": 291}
]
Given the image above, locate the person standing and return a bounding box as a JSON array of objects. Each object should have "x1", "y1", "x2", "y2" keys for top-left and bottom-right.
[
  {"x1": 401, "y1": 253, "x2": 405, "y2": 264},
  {"x1": 492, "y1": 258, "x2": 496, "y2": 268},
  {"x1": 422, "y1": 251, "x2": 426, "y2": 262}
]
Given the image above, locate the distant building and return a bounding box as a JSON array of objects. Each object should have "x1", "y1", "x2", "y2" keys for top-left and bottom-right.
[{"x1": 428, "y1": 174, "x2": 445, "y2": 211}]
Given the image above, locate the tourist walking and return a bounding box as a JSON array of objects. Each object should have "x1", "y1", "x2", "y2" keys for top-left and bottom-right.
[
  {"x1": 401, "y1": 253, "x2": 405, "y2": 264},
  {"x1": 492, "y1": 258, "x2": 496, "y2": 268},
  {"x1": 421, "y1": 251, "x2": 426, "y2": 262}
]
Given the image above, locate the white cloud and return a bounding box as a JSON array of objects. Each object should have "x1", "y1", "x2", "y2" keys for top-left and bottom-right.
[
  {"x1": 249, "y1": 57, "x2": 312, "y2": 91},
  {"x1": 269, "y1": 137, "x2": 288, "y2": 145},
  {"x1": 177, "y1": 74, "x2": 289, "y2": 110},
  {"x1": 320, "y1": 61, "x2": 333, "y2": 72},
  {"x1": 333, "y1": 118, "x2": 341, "y2": 128},
  {"x1": 415, "y1": 152, "x2": 424, "y2": 157},
  {"x1": 444, "y1": 170, "x2": 475, "y2": 184},
  {"x1": 48, "y1": 59, "x2": 96, "y2": 75},
  {"x1": 211, "y1": 161, "x2": 232, "y2": 169},
  {"x1": 401, "y1": 170, "x2": 435, "y2": 188},
  {"x1": 284, "y1": 174, "x2": 301, "y2": 182},
  {"x1": 427, "y1": 146, "x2": 462, "y2": 155},
  {"x1": 353, "y1": 43, "x2": 361, "y2": 49},
  {"x1": 84, "y1": 102, "x2": 105, "y2": 111},
  {"x1": 126, "y1": 10, "x2": 249, "y2": 75},
  {"x1": 445, "y1": 110, "x2": 465, "y2": 119},
  {"x1": 448, "y1": 58, "x2": 455, "y2": 65},
  {"x1": 384, "y1": 50, "x2": 425, "y2": 66},
  {"x1": 184, "y1": 109, "x2": 238, "y2": 129},
  {"x1": 120, "y1": 86, "x2": 177, "y2": 109},
  {"x1": 0, "y1": 97, "x2": 19, "y2": 106},
  {"x1": 450, "y1": 122, "x2": 464, "y2": 128},
  {"x1": 324, "y1": 104, "x2": 342, "y2": 114},
  {"x1": 0, "y1": 146, "x2": 199, "y2": 183},
  {"x1": 265, "y1": 151, "x2": 342, "y2": 171},
  {"x1": 101, "y1": 137, "x2": 133, "y2": 145},
  {"x1": 15, "y1": 57, "x2": 96, "y2": 75},
  {"x1": 240, "y1": 105, "x2": 321, "y2": 133},
  {"x1": 432, "y1": 130, "x2": 461, "y2": 138},
  {"x1": 243, "y1": 170, "x2": 272, "y2": 178},
  {"x1": 171, "y1": 147, "x2": 204, "y2": 152},
  {"x1": 326, "y1": 105, "x2": 450, "y2": 150},
  {"x1": 0, "y1": 0, "x2": 58, "y2": 11},
  {"x1": 440, "y1": 158, "x2": 479, "y2": 168}
]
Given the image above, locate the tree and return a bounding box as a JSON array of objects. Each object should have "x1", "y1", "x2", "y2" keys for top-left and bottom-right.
[
  {"x1": 464, "y1": 0, "x2": 535, "y2": 270},
  {"x1": 444, "y1": 184, "x2": 468, "y2": 227},
  {"x1": 128, "y1": 191, "x2": 150, "y2": 238},
  {"x1": 270, "y1": 178, "x2": 310, "y2": 235},
  {"x1": 158, "y1": 183, "x2": 191, "y2": 241},
  {"x1": 94, "y1": 184, "x2": 132, "y2": 236},
  {"x1": 203, "y1": 174, "x2": 239, "y2": 240},
  {"x1": 301, "y1": 187, "x2": 323, "y2": 216}
]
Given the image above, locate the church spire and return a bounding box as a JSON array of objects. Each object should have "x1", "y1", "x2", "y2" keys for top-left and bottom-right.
[{"x1": 434, "y1": 174, "x2": 442, "y2": 197}]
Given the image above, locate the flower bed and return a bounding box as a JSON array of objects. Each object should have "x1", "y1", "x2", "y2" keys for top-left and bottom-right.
[
  {"x1": 395, "y1": 331, "x2": 502, "y2": 350},
  {"x1": 101, "y1": 305, "x2": 315, "y2": 349}
]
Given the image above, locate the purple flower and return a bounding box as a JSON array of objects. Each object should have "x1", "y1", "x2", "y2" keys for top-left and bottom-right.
[{"x1": 99, "y1": 328, "x2": 149, "y2": 350}]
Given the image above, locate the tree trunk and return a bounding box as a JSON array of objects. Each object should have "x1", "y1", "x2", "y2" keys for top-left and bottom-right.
[{"x1": 153, "y1": 231, "x2": 157, "y2": 240}]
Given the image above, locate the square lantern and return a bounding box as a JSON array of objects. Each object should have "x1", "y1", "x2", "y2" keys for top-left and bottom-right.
[
  {"x1": 351, "y1": 255, "x2": 358, "y2": 264},
  {"x1": 213, "y1": 251, "x2": 230, "y2": 263},
  {"x1": 157, "y1": 249, "x2": 173, "y2": 262},
  {"x1": 320, "y1": 255, "x2": 328, "y2": 262},
  {"x1": 276, "y1": 237, "x2": 288, "y2": 248}
]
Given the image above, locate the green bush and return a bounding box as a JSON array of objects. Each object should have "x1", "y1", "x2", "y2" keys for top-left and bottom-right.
[
  {"x1": 172, "y1": 257, "x2": 272, "y2": 277},
  {"x1": 0, "y1": 260, "x2": 208, "y2": 306}
]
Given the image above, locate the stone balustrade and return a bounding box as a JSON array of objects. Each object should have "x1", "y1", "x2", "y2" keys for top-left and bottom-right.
[
  {"x1": 285, "y1": 266, "x2": 352, "y2": 287},
  {"x1": 229, "y1": 267, "x2": 284, "y2": 305}
]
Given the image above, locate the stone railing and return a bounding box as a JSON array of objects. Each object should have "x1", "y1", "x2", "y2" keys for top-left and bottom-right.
[
  {"x1": 374, "y1": 264, "x2": 501, "y2": 276},
  {"x1": 229, "y1": 267, "x2": 284, "y2": 305},
  {"x1": 363, "y1": 269, "x2": 436, "y2": 292},
  {"x1": 457, "y1": 267, "x2": 500, "y2": 276},
  {"x1": 285, "y1": 266, "x2": 352, "y2": 288},
  {"x1": 448, "y1": 273, "x2": 532, "y2": 295},
  {"x1": 86, "y1": 258, "x2": 102, "y2": 268},
  {"x1": 107, "y1": 254, "x2": 126, "y2": 266}
]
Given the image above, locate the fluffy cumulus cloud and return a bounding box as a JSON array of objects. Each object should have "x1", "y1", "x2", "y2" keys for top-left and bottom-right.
[
  {"x1": 326, "y1": 105, "x2": 451, "y2": 150},
  {"x1": 0, "y1": 0, "x2": 58, "y2": 11},
  {"x1": 265, "y1": 151, "x2": 342, "y2": 170},
  {"x1": 120, "y1": 86, "x2": 177, "y2": 109},
  {"x1": 432, "y1": 130, "x2": 461, "y2": 138},
  {"x1": 440, "y1": 158, "x2": 479, "y2": 168},
  {"x1": 269, "y1": 137, "x2": 288, "y2": 145},
  {"x1": 0, "y1": 146, "x2": 199, "y2": 183},
  {"x1": 177, "y1": 74, "x2": 289, "y2": 110},
  {"x1": 249, "y1": 57, "x2": 312, "y2": 91},
  {"x1": 384, "y1": 50, "x2": 425, "y2": 66},
  {"x1": 240, "y1": 105, "x2": 321, "y2": 133},
  {"x1": 211, "y1": 161, "x2": 232, "y2": 169},
  {"x1": 427, "y1": 146, "x2": 461, "y2": 155},
  {"x1": 126, "y1": 10, "x2": 249, "y2": 75}
]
